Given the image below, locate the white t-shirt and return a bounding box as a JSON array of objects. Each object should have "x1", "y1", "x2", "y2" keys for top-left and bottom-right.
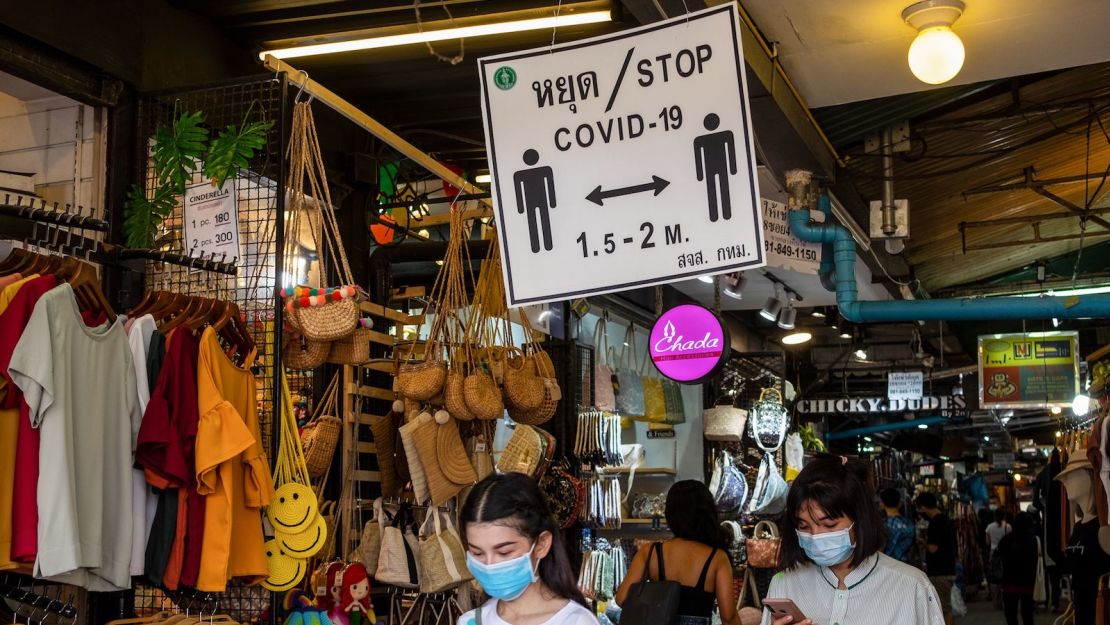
[
  {"x1": 8, "y1": 284, "x2": 137, "y2": 591},
  {"x1": 458, "y1": 599, "x2": 598, "y2": 625},
  {"x1": 986, "y1": 521, "x2": 1012, "y2": 552},
  {"x1": 127, "y1": 315, "x2": 157, "y2": 576}
]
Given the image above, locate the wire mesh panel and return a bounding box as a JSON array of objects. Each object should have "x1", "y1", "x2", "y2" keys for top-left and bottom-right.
[{"x1": 131, "y1": 75, "x2": 286, "y2": 624}]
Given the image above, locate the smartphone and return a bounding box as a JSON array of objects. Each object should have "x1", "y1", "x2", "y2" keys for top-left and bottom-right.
[{"x1": 763, "y1": 598, "x2": 808, "y2": 623}]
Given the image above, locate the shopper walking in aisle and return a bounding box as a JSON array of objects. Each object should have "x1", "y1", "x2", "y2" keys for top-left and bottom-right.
[
  {"x1": 995, "y1": 512, "x2": 1039, "y2": 625},
  {"x1": 915, "y1": 493, "x2": 959, "y2": 625},
  {"x1": 459, "y1": 473, "x2": 596, "y2": 625},
  {"x1": 615, "y1": 481, "x2": 739, "y2": 625},
  {"x1": 986, "y1": 508, "x2": 1012, "y2": 555},
  {"x1": 764, "y1": 455, "x2": 945, "y2": 625},
  {"x1": 880, "y1": 488, "x2": 915, "y2": 563},
  {"x1": 986, "y1": 508, "x2": 1013, "y2": 607}
]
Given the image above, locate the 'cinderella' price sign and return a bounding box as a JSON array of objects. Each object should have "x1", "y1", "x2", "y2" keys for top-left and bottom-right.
[
  {"x1": 479, "y1": 4, "x2": 764, "y2": 306},
  {"x1": 649, "y1": 304, "x2": 731, "y2": 384}
]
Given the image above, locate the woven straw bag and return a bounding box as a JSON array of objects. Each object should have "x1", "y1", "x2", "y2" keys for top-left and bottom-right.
[
  {"x1": 411, "y1": 413, "x2": 475, "y2": 506},
  {"x1": 418, "y1": 509, "x2": 472, "y2": 594},
  {"x1": 356, "y1": 498, "x2": 387, "y2": 573},
  {"x1": 327, "y1": 327, "x2": 372, "y2": 365},
  {"x1": 301, "y1": 374, "x2": 342, "y2": 478},
  {"x1": 368, "y1": 415, "x2": 401, "y2": 498},
  {"x1": 464, "y1": 370, "x2": 504, "y2": 421},
  {"x1": 497, "y1": 424, "x2": 545, "y2": 476},
  {"x1": 397, "y1": 358, "x2": 447, "y2": 401},
  {"x1": 290, "y1": 298, "x2": 359, "y2": 341},
  {"x1": 466, "y1": 430, "x2": 495, "y2": 481},
  {"x1": 504, "y1": 348, "x2": 545, "y2": 411},
  {"x1": 445, "y1": 370, "x2": 477, "y2": 421},
  {"x1": 284, "y1": 333, "x2": 329, "y2": 370},
  {"x1": 284, "y1": 102, "x2": 362, "y2": 343},
  {"x1": 398, "y1": 413, "x2": 432, "y2": 504},
  {"x1": 508, "y1": 346, "x2": 560, "y2": 425}
]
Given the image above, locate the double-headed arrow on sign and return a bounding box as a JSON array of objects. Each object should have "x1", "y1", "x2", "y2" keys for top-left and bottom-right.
[{"x1": 585, "y1": 175, "x2": 670, "y2": 206}]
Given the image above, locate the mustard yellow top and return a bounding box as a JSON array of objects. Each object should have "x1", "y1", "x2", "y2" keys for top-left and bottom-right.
[{"x1": 195, "y1": 327, "x2": 275, "y2": 591}]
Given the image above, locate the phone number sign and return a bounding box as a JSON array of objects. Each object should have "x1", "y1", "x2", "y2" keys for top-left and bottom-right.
[
  {"x1": 762, "y1": 198, "x2": 820, "y2": 275},
  {"x1": 479, "y1": 4, "x2": 764, "y2": 306}
]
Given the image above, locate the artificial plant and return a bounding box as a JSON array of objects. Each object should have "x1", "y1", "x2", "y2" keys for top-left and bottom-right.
[{"x1": 123, "y1": 103, "x2": 273, "y2": 249}]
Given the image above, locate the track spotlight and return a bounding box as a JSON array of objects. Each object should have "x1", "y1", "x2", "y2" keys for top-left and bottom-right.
[
  {"x1": 722, "y1": 272, "x2": 746, "y2": 300},
  {"x1": 777, "y1": 294, "x2": 797, "y2": 330},
  {"x1": 760, "y1": 284, "x2": 784, "y2": 322}
]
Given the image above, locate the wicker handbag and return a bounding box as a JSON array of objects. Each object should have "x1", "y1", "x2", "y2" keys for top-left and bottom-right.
[
  {"x1": 284, "y1": 332, "x2": 329, "y2": 370},
  {"x1": 746, "y1": 520, "x2": 781, "y2": 568},
  {"x1": 464, "y1": 369, "x2": 504, "y2": 421},
  {"x1": 504, "y1": 348, "x2": 546, "y2": 411},
  {"x1": 327, "y1": 326, "x2": 372, "y2": 365},
  {"x1": 508, "y1": 340, "x2": 560, "y2": 425},
  {"x1": 418, "y1": 509, "x2": 472, "y2": 594},
  {"x1": 289, "y1": 298, "x2": 359, "y2": 341},
  {"x1": 497, "y1": 424, "x2": 546, "y2": 476},
  {"x1": 445, "y1": 370, "x2": 477, "y2": 421},
  {"x1": 301, "y1": 373, "x2": 342, "y2": 479}
]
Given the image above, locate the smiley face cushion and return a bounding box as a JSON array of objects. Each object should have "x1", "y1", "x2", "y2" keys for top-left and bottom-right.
[{"x1": 262, "y1": 538, "x2": 307, "y2": 591}]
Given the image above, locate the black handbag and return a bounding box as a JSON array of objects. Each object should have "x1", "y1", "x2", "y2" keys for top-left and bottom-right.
[{"x1": 620, "y1": 542, "x2": 681, "y2": 625}]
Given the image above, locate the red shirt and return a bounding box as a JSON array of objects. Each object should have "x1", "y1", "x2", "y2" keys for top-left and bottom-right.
[
  {"x1": 136, "y1": 329, "x2": 206, "y2": 586},
  {"x1": 0, "y1": 275, "x2": 58, "y2": 562}
]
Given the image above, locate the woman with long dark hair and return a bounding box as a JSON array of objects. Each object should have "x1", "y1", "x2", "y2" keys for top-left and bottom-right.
[
  {"x1": 458, "y1": 473, "x2": 595, "y2": 625},
  {"x1": 764, "y1": 455, "x2": 944, "y2": 625},
  {"x1": 615, "y1": 480, "x2": 738, "y2": 625}
]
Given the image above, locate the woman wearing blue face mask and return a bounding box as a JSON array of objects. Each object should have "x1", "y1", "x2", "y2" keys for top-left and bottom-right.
[
  {"x1": 458, "y1": 473, "x2": 596, "y2": 625},
  {"x1": 763, "y1": 455, "x2": 945, "y2": 625}
]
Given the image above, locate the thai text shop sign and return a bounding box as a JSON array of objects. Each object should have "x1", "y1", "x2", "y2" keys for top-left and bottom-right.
[
  {"x1": 979, "y1": 331, "x2": 1080, "y2": 409},
  {"x1": 479, "y1": 4, "x2": 765, "y2": 306},
  {"x1": 649, "y1": 304, "x2": 730, "y2": 384}
]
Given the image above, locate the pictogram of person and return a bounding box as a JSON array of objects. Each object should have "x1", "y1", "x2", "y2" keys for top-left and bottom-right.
[
  {"x1": 513, "y1": 148, "x2": 557, "y2": 253},
  {"x1": 694, "y1": 113, "x2": 738, "y2": 222}
]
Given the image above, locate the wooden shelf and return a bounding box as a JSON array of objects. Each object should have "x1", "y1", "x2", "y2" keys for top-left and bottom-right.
[{"x1": 598, "y1": 467, "x2": 676, "y2": 476}]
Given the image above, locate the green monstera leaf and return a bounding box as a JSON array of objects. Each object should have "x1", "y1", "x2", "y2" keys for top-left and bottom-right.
[
  {"x1": 153, "y1": 110, "x2": 208, "y2": 195},
  {"x1": 203, "y1": 119, "x2": 274, "y2": 190},
  {"x1": 123, "y1": 184, "x2": 177, "y2": 249}
]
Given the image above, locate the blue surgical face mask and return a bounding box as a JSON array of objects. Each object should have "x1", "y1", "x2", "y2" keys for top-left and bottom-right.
[
  {"x1": 466, "y1": 544, "x2": 539, "y2": 601},
  {"x1": 797, "y1": 524, "x2": 855, "y2": 567}
]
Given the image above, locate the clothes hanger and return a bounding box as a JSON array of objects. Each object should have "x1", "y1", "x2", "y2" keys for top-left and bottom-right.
[
  {"x1": 68, "y1": 260, "x2": 116, "y2": 323},
  {"x1": 105, "y1": 612, "x2": 174, "y2": 625}
]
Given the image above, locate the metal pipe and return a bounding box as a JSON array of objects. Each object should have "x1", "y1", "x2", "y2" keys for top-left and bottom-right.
[
  {"x1": 825, "y1": 416, "x2": 948, "y2": 441},
  {"x1": 786, "y1": 169, "x2": 1110, "y2": 322},
  {"x1": 880, "y1": 127, "x2": 897, "y2": 237}
]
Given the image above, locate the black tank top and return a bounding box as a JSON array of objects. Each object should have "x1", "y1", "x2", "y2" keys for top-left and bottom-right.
[{"x1": 652, "y1": 542, "x2": 718, "y2": 618}]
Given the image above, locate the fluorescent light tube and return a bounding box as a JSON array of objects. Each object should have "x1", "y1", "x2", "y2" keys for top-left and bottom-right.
[{"x1": 260, "y1": 11, "x2": 612, "y2": 60}]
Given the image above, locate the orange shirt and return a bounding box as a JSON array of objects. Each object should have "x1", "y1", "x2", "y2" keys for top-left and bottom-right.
[{"x1": 195, "y1": 328, "x2": 274, "y2": 591}]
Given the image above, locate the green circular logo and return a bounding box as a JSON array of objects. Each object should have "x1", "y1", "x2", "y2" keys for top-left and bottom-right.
[{"x1": 493, "y1": 66, "x2": 517, "y2": 91}]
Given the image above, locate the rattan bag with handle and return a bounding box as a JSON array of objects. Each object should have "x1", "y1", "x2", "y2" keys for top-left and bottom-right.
[
  {"x1": 503, "y1": 347, "x2": 545, "y2": 411},
  {"x1": 417, "y1": 508, "x2": 473, "y2": 594},
  {"x1": 327, "y1": 326, "x2": 373, "y2": 365},
  {"x1": 496, "y1": 424, "x2": 546, "y2": 477},
  {"x1": 301, "y1": 373, "x2": 342, "y2": 479},
  {"x1": 284, "y1": 331, "x2": 329, "y2": 370},
  {"x1": 746, "y1": 520, "x2": 781, "y2": 568},
  {"x1": 283, "y1": 102, "x2": 362, "y2": 341}
]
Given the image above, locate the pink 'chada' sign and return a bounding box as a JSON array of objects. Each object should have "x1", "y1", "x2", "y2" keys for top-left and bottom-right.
[{"x1": 649, "y1": 304, "x2": 731, "y2": 384}]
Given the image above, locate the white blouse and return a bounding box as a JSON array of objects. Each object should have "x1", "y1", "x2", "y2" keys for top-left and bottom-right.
[{"x1": 760, "y1": 553, "x2": 945, "y2": 625}]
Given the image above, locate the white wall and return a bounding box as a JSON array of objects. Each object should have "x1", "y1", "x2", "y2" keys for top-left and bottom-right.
[
  {"x1": 581, "y1": 311, "x2": 705, "y2": 483},
  {"x1": 0, "y1": 88, "x2": 105, "y2": 210}
]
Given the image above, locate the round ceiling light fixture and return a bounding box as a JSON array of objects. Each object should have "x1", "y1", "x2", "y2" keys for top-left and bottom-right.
[
  {"x1": 781, "y1": 331, "x2": 812, "y2": 346},
  {"x1": 902, "y1": 0, "x2": 966, "y2": 85}
]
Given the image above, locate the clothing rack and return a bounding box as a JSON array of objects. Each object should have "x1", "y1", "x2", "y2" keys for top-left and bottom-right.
[
  {"x1": 0, "y1": 198, "x2": 239, "y2": 276},
  {"x1": 0, "y1": 573, "x2": 79, "y2": 621}
]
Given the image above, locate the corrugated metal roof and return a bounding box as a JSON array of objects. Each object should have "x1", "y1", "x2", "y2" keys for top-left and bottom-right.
[
  {"x1": 813, "y1": 80, "x2": 1002, "y2": 148},
  {"x1": 840, "y1": 61, "x2": 1110, "y2": 291}
]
